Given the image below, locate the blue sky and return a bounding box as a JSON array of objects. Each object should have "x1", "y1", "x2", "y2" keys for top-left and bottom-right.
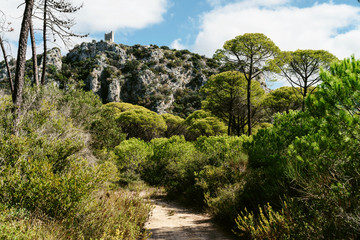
[
  {"x1": 107, "y1": 0, "x2": 214, "y2": 48},
  {"x1": 106, "y1": 0, "x2": 360, "y2": 51},
  {"x1": 2, "y1": 0, "x2": 360, "y2": 88},
  {"x1": 2, "y1": 0, "x2": 360, "y2": 58},
  {"x1": 81, "y1": 0, "x2": 360, "y2": 60}
]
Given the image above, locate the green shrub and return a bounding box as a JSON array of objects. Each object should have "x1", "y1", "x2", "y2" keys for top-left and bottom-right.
[
  {"x1": 194, "y1": 136, "x2": 248, "y2": 221},
  {"x1": 117, "y1": 108, "x2": 167, "y2": 141},
  {"x1": 141, "y1": 136, "x2": 202, "y2": 198},
  {"x1": 90, "y1": 106, "x2": 126, "y2": 151},
  {"x1": 172, "y1": 88, "x2": 204, "y2": 118},
  {"x1": 184, "y1": 110, "x2": 227, "y2": 140},
  {"x1": 232, "y1": 57, "x2": 360, "y2": 239},
  {"x1": 234, "y1": 203, "x2": 292, "y2": 240},
  {"x1": 0, "y1": 207, "x2": 65, "y2": 240},
  {"x1": 0, "y1": 190, "x2": 151, "y2": 240},
  {"x1": 59, "y1": 86, "x2": 103, "y2": 128},
  {"x1": 161, "y1": 113, "x2": 187, "y2": 137},
  {"x1": 96, "y1": 102, "x2": 167, "y2": 142},
  {"x1": 113, "y1": 138, "x2": 153, "y2": 183},
  {"x1": 0, "y1": 87, "x2": 118, "y2": 220},
  {"x1": 73, "y1": 190, "x2": 151, "y2": 239}
]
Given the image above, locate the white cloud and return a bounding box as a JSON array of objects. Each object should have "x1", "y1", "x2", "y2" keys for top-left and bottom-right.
[
  {"x1": 206, "y1": 0, "x2": 289, "y2": 8},
  {"x1": 0, "y1": 0, "x2": 169, "y2": 60},
  {"x1": 73, "y1": 0, "x2": 169, "y2": 33},
  {"x1": 170, "y1": 38, "x2": 187, "y2": 50},
  {"x1": 193, "y1": 1, "x2": 360, "y2": 59},
  {"x1": 206, "y1": 0, "x2": 226, "y2": 7}
]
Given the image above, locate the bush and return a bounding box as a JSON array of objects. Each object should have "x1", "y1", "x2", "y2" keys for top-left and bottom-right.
[
  {"x1": 234, "y1": 203, "x2": 292, "y2": 239},
  {"x1": 90, "y1": 106, "x2": 126, "y2": 151},
  {"x1": 0, "y1": 85, "x2": 118, "y2": 214},
  {"x1": 59, "y1": 86, "x2": 103, "y2": 128},
  {"x1": 0, "y1": 190, "x2": 152, "y2": 240},
  {"x1": 117, "y1": 108, "x2": 167, "y2": 141},
  {"x1": 232, "y1": 57, "x2": 360, "y2": 239},
  {"x1": 194, "y1": 136, "x2": 248, "y2": 221},
  {"x1": 161, "y1": 113, "x2": 187, "y2": 138},
  {"x1": 184, "y1": 110, "x2": 227, "y2": 140},
  {"x1": 141, "y1": 136, "x2": 203, "y2": 200},
  {"x1": 96, "y1": 102, "x2": 167, "y2": 142},
  {"x1": 113, "y1": 138, "x2": 153, "y2": 183},
  {"x1": 0, "y1": 93, "x2": 117, "y2": 219},
  {"x1": 73, "y1": 190, "x2": 151, "y2": 239}
]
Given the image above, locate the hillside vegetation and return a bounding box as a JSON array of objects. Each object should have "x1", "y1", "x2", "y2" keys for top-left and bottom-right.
[{"x1": 0, "y1": 37, "x2": 359, "y2": 239}]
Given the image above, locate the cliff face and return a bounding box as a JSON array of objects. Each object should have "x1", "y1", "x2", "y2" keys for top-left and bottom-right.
[
  {"x1": 63, "y1": 41, "x2": 219, "y2": 113},
  {"x1": 0, "y1": 41, "x2": 269, "y2": 115}
]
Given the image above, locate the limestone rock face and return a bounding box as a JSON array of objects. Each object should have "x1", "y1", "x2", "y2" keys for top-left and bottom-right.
[
  {"x1": 0, "y1": 41, "x2": 269, "y2": 114},
  {"x1": 64, "y1": 41, "x2": 219, "y2": 113},
  {"x1": 37, "y1": 47, "x2": 63, "y2": 85},
  {"x1": 45, "y1": 47, "x2": 62, "y2": 71}
]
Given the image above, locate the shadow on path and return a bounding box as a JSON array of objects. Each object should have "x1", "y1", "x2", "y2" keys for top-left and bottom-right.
[{"x1": 145, "y1": 197, "x2": 236, "y2": 240}]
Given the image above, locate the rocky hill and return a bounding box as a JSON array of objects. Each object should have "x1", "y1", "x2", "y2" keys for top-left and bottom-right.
[
  {"x1": 61, "y1": 41, "x2": 221, "y2": 114},
  {"x1": 0, "y1": 40, "x2": 267, "y2": 116}
]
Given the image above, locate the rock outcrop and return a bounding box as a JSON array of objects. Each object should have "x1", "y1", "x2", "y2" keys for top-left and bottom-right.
[
  {"x1": 63, "y1": 41, "x2": 218, "y2": 113},
  {"x1": 0, "y1": 40, "x2": 269, "y2": 114}
]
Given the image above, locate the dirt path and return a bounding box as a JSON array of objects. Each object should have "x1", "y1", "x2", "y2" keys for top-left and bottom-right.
[{"x1": 145, "y1": 198, "x2": 235, "y2": 240}]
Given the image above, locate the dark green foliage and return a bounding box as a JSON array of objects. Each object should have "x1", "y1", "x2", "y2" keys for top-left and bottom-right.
[
  {"x1": 143, "y1": 136, "x2": 200, "y2": 198},
  {"x1": 0, "y1": 86, "x2": 117, "y2": 220},
  {"x1": 234, "y1": 57, "x2": 360, "y2": 239},
  {"x1": 161, "y1": 113, "x2": 187, "y2": 138},
  {"x1": 287, "y1": 57, "x2": 360, "y2": 238},
  {"x1": 90, "y1": 106, "x2": 126, "y2": 151},
  {"x1": 62, "y1": 57, "x2": 95, "y2": 85},
  {"x1": 206, "y1": 58, "x2": 221, "y2": 69},
  {"x1": 160, "y1": 45, "x2": 170, "y2": 50},
  {"x1": 186, "y1": 73, "x2": 205, "y2": 89},
  {"x1": 117, "y1": 108, "x2": 167, "y2": 141},
  {"x1": 122, "y1": 59, "x2": 141, "y2": 73},
  {"x1": 184, "y1": 110, "x2": 227, "y2": 140},
  {"x1": 113, "y1": 138, "x2": 152, "y2": 183},
  {"x1": 172, "y1": 88, "x2": 204, "y2": 118},
  {"x1": 139, "y1": 135, "x2": 248, "y2": 209},
  {"x1": 262, "y1": 86, "x2": 302, "y2": 117},
  {"x1": 131, "y1": 45, "x2": 152, "y2": 59},
  {"x1": 241, "y1": 111, "x2": 312, "y2": 211}
]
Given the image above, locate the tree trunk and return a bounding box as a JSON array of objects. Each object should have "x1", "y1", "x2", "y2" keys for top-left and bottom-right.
[
  {"x1": 13, "y1": 0, "x2": 35, "y2": 135},
  {"x1": 41, "y1": 0, "x2": 47, "y2": 85},
  {"x1": 228, "y1": 114, "x2": 232, "y2": 136},
  {"x1": 30, "y1": 19, "x2": 39, "y2": 86},
  {"x1": 302, "y1": 84, "x2": 308, "y2": 111},
  {"x1": 247, "y1": 78, "x2": 252, "y2": 136},
  {"x1": 0, "y1": 36, "x2": 14, "y2": 95}
]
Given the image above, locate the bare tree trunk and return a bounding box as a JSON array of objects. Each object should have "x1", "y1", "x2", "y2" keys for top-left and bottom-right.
[
  {"x1": 41, "y1": 0, "x2": 47, "y2": 85},
  {"x1": 247, "y1": 79, "x2": 252, "y2": 136},
  {"x1": 0, "y1": 36, "x2": 14, "y2": 95},
  {"x1": 13, "y1": 0, "x2": 35, "y2": 135},
  {"x1": 302, "y1": 80, "x2": 308, "y2": 111},
  {"x1": 228, "y1": 114, "x2": 232, "y2": 136},
  {"x1": 29, "y1": 19, "x2": 39, "y2": 86}
]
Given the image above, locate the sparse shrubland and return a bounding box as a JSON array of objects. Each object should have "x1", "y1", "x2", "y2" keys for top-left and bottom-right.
[
  {"x1": 1, "y1": 31, "x2": 358, "y2": 239},
  {"x1": 233, "y1": 57, "x2": 360, "y2": 239},
  {"x1": 0, "y1": 85, "x2": 151, "y2": 239},
  {"x1": 92, "y1": 57, "x2": 360, "y2": 239}
]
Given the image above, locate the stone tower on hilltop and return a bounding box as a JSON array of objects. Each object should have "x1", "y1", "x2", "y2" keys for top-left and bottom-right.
[{"x1": 105, "y1": 31, "x2": 114, "y2": 43}]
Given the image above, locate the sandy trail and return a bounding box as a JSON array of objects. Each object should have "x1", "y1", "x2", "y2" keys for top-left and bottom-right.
[{"x1": 145, "y1": 198, "x2": 234, "y2": 240}]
